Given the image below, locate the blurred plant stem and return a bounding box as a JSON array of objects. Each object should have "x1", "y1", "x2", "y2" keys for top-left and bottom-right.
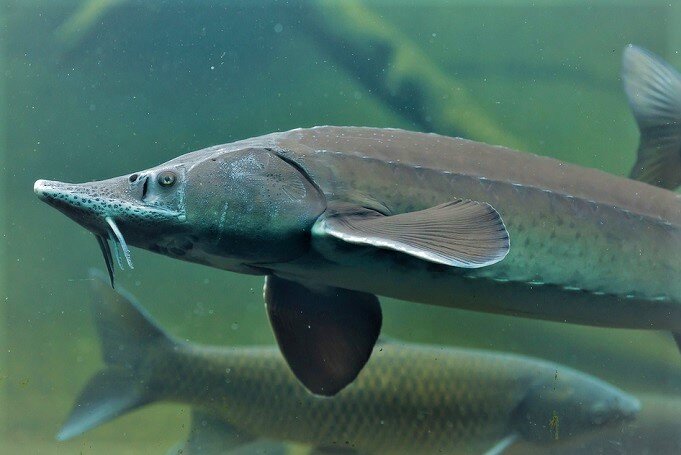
[
  {"x1": 298, "y1": 0, "x2": 525, "y2": 148},
  {"x1": 55, "y1": 0, "x2": 524, "y2": 149},
  {"x1": 54, "y1": 0, "x2": 126, "y2": 54}
]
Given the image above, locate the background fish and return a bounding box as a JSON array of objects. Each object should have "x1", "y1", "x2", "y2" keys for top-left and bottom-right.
[
  {"x1": 57, "y1": 271, "x2": 639, "y2": 455},
  {"x1": 509, "y1": 394, "x2": 681, "y2": 455}
]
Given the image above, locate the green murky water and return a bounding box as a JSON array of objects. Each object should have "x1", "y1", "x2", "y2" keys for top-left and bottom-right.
[{"x1": 2, "y1": 1, "x2": 680, "y2": 453}]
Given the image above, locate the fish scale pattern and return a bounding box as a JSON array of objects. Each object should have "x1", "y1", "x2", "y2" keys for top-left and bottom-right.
[{"x1": 154, "y1": 342, "x2": 543, "y2": 454}]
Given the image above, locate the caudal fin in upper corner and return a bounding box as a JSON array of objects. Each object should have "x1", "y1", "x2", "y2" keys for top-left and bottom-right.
[
  {"x1": 622, "y1": 44, "x2": 681, "y2": 190},
  {"x1": 57, "y1": 269, "x2": 173, "y2": 440}
]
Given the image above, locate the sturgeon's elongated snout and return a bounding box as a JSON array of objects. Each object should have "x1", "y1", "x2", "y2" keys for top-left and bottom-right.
[
  {"x1": 35, "y1": 179, "x2": 107, "y2": 221},
  {"x1": 34, "y1": 179, "x2": 61, "y2": 202},
  {"x1": 34, "y1": 174, "x2": 187, "y2": 232},
  {"x1": 34, "y1": 177, "x2": 131, "y2": 233},
  {"x1": 34, "y1": 172, "x2": 189, "y2": 286},
  {"x1": 34, "y1": 178, "x2": 107, "y2": 232}
]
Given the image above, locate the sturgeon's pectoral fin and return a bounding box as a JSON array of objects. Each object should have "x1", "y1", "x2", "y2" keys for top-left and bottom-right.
[
  {"x1": 169, "y1": 409, "x2": 262, "y2": 455},
  {"x1": 622, "y1": 44, "x2": 681, "y2": 190},
  {"x1": 314, "y1": 200, "x2": 509, "y2": 268},
  {"x1": 482, "y1": 433, "x2": 519, "y2": 455},
  {"x1": 264, "y1": 275, "x2": 382, "y2": 396},
  {"x1": 95, "y1": 234, "x2": 115, "y2": 288}
]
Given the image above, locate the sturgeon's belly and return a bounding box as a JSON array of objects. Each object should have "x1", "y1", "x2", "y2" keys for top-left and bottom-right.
[{"x1": 275, "y1": 239, "x2": 681, "y2": 331}]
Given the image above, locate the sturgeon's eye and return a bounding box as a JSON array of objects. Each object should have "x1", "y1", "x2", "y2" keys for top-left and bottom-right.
[{"x1": 157, "y1": 171, "x2": 177, "y2": 187}]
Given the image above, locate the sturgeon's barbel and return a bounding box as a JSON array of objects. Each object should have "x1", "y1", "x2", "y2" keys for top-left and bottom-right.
[
  {"x1": 35, "y1": 45, "x2": 681, "y2": 395},
  {"x1": 57, "y1": 271, "x2": 640, "y2": 455}
]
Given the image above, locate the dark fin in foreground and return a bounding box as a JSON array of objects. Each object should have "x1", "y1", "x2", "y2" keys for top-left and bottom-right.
[
  {"x1": 264, "y1": 275, "x2": 382, "y2": 396},
  {"x1": 622, "y1": 44, "x2": 681, "y2": 190},
  {"x1": 314, "y1": 200, "x2": 509, "y2": 268},
  {"x1": 57, "y1": 269, "x2": 172, "y2": 440},
  {"x1": 167, "y1": 409, "x2": 286, "y2": 455},
  {"x1": 95, "y1": 234, "x2": 115, "y2": 287}
]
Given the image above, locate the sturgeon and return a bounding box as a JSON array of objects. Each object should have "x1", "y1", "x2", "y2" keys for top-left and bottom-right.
[
  {"x1": 34, "y1": 45, "x2": 681, "y2": 395},
  {"x1": 57, "y1": 271, "x2": 640, "y2": 455}
]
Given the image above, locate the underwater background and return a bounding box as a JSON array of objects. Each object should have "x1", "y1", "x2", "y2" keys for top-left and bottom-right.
[{"x1": 2, "y1": 0, "x2": 681, "y2": 453}]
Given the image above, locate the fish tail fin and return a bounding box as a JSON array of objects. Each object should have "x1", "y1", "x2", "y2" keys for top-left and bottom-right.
[
  {"x1": 57, "y1": 269, "x2": 175, "y2": 441},
  {"x1": 622, "y1": 44, "x2": 681, "y2": 190}
]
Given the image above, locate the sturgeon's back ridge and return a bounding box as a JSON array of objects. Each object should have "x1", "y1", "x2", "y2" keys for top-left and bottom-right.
[{"x1": 263, "y1": 127, "x2": 681, "y2": 304}]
